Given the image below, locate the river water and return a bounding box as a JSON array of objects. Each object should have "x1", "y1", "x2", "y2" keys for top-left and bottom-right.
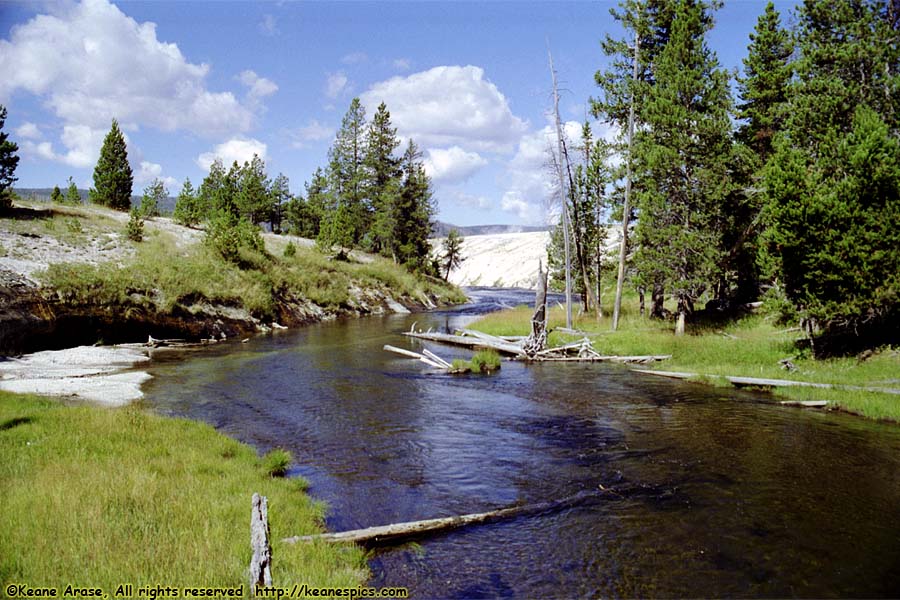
[{"x1": 143, "y1": 288, "x2": 900, "y2": 598}]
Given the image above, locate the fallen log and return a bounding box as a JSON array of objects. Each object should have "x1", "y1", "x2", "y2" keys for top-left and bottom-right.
[
  {"x1": 457, "y1": 328, "x2": 524, "y2": 349},
  {"x1": 631, "y1": 369, "x2": 900, "y2": 396},
  {"x1": 530, "y1": 355, "x2": 671, "y2": 364},
  {"x1": 383, "y1": 344, "x2": 447, "y2": 369},
  {"x1": 403, "y1": 331, "x2": 525, "y2": 356},
  {"x1": 283, "y1": 488, "x2": 610, "y2": 546}
]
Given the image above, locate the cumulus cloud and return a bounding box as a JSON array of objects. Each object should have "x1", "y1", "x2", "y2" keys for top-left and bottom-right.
[
  {"x1": 196, "y1": 138, "x2": 267, "y2": 171},
  {"x1": 15, "y1": 122, "x2": 42, "y2": 140},
  {"x1": 0, "y1": 0, "x2": 254, "y2": 136},
  {"x1": 288, "y1": 119, "x2": 334, "y2": 148},
  {"x1": 325, "y1": 71, "x2": 349, "y2": 99},
  {"x1": 134, "y1": 160, "x2": 175, "y2": 188},
  {"x1": 20, "y1": 140, "x2": 56, "y2": 161},
  {"x1": 360, "y1": 65, "x2": 528, "y2": 153},
  {"x1": 238, "y1": 70, "x2": 278, "y2": 100},
  {"x1": 423, "y1": 146, "x2": 488, "y2": 184}
]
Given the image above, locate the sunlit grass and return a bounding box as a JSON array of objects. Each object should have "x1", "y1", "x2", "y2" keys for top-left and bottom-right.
[
  {"x1": 470, "y1": 293, "x2": 900, "y2": 422},
  {"x1": 0, "y1": 391, "x2": 366, "y2": 588}
]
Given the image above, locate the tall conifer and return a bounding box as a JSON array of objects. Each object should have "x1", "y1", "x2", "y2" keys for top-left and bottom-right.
[{"x1": 90, "y1": 119, "x2": 133, "y2": 211}]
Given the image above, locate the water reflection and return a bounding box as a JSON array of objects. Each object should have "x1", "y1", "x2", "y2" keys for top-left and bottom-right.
[{"x1": 144, "y1": 288, "x2": 900, "y2": 598}]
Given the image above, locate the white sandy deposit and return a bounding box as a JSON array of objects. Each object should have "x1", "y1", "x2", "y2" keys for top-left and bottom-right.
[
  {"x1": 431, "y1": 228, "x2": 621, "y2": 289},
  {"x1": 0, "y1": 345, "x2": 152, "y2": 405}
]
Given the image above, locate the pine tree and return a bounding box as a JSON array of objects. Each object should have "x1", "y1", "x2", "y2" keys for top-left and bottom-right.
[
  {"x1": 285, "y1": 168, "x2": 329, "y2": 238},
  {"x1": 737, "y1": 2, "x2": 793, "y2": 165},
  {"x1": 235, "y1": 154, "x2": 271, "y2": 225},
  {"x1": 269, "y1": 173, "x2": 291, "y2": 233},
  {"x1": 365, "y1": 102, "x2": 402, "y2": 256},
  {"x1": 322, "y1": 98, "x2": 368, "y2": 251},
  {"x1": 50, "y1": 185, "x2": 64, "y2": 204},
  {"x1": 65, "y1": 177, "x2": 81, "y2": 205},
  {"x1": 631, "y1": 0, "x2": 735, "y2": 334},
  {"x1": 763, "y1": 0, "x2": 900, "y2": 353},
  {"x1": 90, "y1": 119, "x2": 133, "y2": 211},
  {"x1": 0, "y1": 105, "x2": 20, "y2": 211},
  {"x1": 139, "y1": 178, "x2": 166, "y2": 218},
  {"x1": 198, "y1": 159, "x2": 231, "y2": 219},
  {"x1": 441, "y1": 229, "x2": 465, "y2": 281},
  {"x1": 395, "y1": 140, "x2": 436, "y2": 272},
  {"x1": 173, "y1": 177, "x2": 201, "y2": 227}
]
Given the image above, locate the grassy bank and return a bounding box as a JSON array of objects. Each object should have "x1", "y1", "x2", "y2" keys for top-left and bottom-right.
[
  {"x1": 0, "y1": 391, "x2": 366, "y2": 589},
  {"x1": 3, "y1": 202, "x2": 464, "y2": 322},
  {"x1": 470, "y1": 297, "x2": 900, "y2": 422}
]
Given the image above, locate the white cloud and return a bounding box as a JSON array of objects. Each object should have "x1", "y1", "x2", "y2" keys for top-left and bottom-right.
[
  {"x1": 134, "y1": 160, "x2": 175, "y2": 188},
  {"x1": 325, "y1": 71, "x2": 349, "y2": 99},
  {"x1": 15, "y1": 122, "x2": 42, "y2": 140},
  {"x1": 341, "y1": 52, "x2": 368, "y2": 65},
  {"x1": 360, "y1": 65, "x2": 528, "y2": 154},
  {"x1": 449, "y1": 191, "x2": 492, "y2": 210},
  {"x1": 392, "y1": 58, "x2": 411, "y2": 71},
  {"x1": 58, "y1": 124, "x2": 108, "y2": 168},
  {"x1": 501, "y1": 190, "x2": 543, "y2": 223},
  {"x1": 288, "y1": 119, "x2": 334, "y2": 148},
  {"x1": 258, "y1": 14, "x2": 278, "y2": 36},
  {"x1": 238, "y1": 70, "x2": 278, "y2": 100},
  {"x1": 196, "y1": 138, "x2": 267, "y2": 171},
  {"x1": 500, "y1": 118, "x2": 583, "y2": 225},
  {"x1": 423, "y1": 146, "x2": 488, "y2": 184},
  {"x1": 0, "y1": 0, "x2": 254, "y2": 136},
  {"x1": 21, "y1": 140, "x2": 56, "y2": 161}
]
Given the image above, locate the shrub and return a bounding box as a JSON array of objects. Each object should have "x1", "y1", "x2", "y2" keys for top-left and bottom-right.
[
  {"x1": 125, "y1": 208, "x2": 144, "y2": 242},
  {"x1": 284, "y1": 241, "x2": 296, "y2": 258},
  {"x1": 205, "y1": 209, "x2": 265, "y2": 264},
  {"x1": 262, "y1": 448, "x2": 292, "y2": 478}
]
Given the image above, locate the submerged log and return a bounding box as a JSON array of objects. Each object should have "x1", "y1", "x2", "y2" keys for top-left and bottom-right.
[
  {"x1": 534, "y1": 355, "x2": 671, "y2": 364},
  {"x1": 283, "y1": 488, "x2": 610, "y2": 546}
]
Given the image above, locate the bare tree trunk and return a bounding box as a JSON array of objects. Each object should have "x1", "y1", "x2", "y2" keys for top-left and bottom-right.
[
  {"x1": 524, "y1": 262, "x2": 549, "y2": 356},
  {"x1": 250, "y1": 493, "x2": 273, "y2": 591},
  {"x1": 548, "y1": 46, "x2": 573, "y2": 329},
  {"x1": 639, "y1": 286, "x2": 645, "y2": 317},
  {"x1": 612, "y1": 31, "x2": 640, "y2": 331}
]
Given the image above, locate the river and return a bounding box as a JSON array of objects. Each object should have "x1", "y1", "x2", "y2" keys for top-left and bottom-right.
[{"x1": 143, "y1": 288, "x2": 900, "y2": 598}]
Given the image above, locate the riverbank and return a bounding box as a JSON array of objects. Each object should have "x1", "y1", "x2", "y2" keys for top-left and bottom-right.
[
  {"x1": 0, "y1": 201, "x2": 465, "y2": 355},
  {"x1": 470, "y1": 301, "x2": 900, "y2": 422},
  {"x1": 0, "y1": 390, "x2": 367, "y2": 589}
]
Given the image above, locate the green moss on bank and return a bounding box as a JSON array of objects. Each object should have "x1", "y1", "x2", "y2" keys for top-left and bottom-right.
[
  {"x1": 0, "y1": 391, "x2": 366, "y2": 589},
  {"x1": 470, "y1": 297, "x2": 900, "y2": 422}
]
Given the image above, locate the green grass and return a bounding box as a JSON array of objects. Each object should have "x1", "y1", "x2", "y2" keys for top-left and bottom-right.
[
  {"x1": 0, "y1": 391, "x2": 366, "y2": 589},
  {"x1": 450, "y1": 349, "x2": 502, "y2": 374},
  {"x1": 21, "y1": 204, "x2": 464, "y2": 321},
  {"x1": 263, "y1": 448, "x2": 292, "y2": 478},
  {"x1": 470, "y1": 293, "x2": 900, "y2": 422}
]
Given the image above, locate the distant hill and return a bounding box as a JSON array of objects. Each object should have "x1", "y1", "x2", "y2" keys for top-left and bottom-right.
[
  {"x1": 13, "y1": 188, "x2": 175, "y2": 213},
  {"x1": 431, "y1": 221, "x2": 548, "y2": 238}
]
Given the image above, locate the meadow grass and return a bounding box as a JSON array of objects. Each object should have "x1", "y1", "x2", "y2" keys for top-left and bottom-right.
[
  {"x1": 0, "y1": 391, "x2": 366, "y2": 589},
  {"x1": 470, "y1": 293, "x2": 900, "y2": 422}
]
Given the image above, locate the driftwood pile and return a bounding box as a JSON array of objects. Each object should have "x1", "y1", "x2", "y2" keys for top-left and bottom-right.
[{"x1": 399, "y1": 326, "x2": 670, "y2": 365}]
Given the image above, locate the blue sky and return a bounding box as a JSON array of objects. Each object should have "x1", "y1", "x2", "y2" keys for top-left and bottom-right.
[{"x1": 1, "y1": 0, "x2": 797, "y2": 226}]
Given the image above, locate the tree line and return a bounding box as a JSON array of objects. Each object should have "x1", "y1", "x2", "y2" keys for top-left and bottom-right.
[
  {"x1": 0, "y1": 98, "x2": 441, "y2": 276},
  {"x1": 550, "y1": 0, "x2": 898, "y2": 355}
]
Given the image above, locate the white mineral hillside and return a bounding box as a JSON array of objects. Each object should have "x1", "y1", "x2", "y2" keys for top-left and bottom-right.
[{"x1": 431, "y1": 227, "x2": 621, "y2": 289}]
